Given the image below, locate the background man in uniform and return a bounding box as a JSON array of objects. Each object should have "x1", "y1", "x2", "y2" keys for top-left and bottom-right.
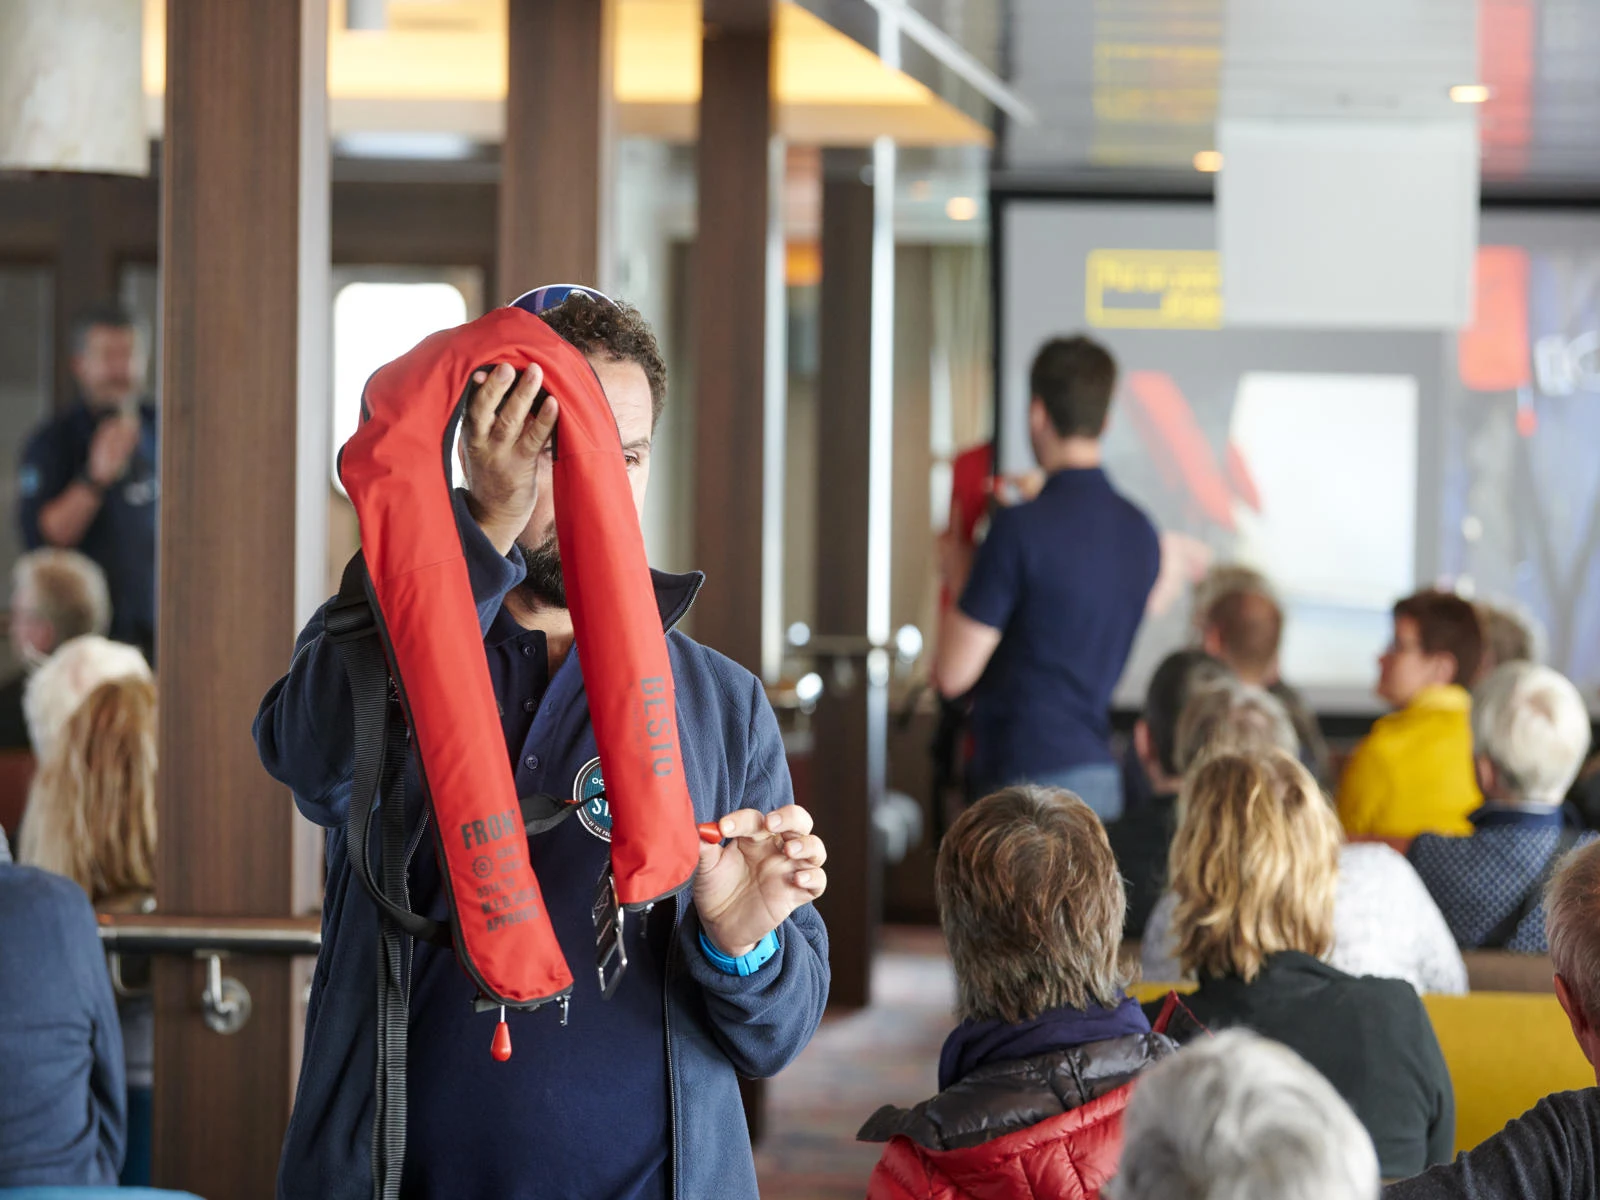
[{"x1": 16, "y1": 305, "x2": 157, "y2": 662}]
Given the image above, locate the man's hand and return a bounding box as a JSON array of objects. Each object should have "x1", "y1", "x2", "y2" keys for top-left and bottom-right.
[
  {"x1": 694, "y1": 805, "x2": 827, "y2": 958},
  {"x1": 460, "y1": 362, "x2": 558, "y2": 556},
  {"x1": 87, "y1": 413, "x2": 140, "y2": 487}
]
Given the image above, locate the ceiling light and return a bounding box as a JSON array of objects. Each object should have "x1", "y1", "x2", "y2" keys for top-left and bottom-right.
[
  {"x1": 1449, "y1": 84, "x2": 1491, "y2": 104},
  {"x1": 1193, "y1": 150, "x2": 1223, "y2": 173},
  {"x1": 945, "y1": 195, "x2": 979, "y2": 221}
]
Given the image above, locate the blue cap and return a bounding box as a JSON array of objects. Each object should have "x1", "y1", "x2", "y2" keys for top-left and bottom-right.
[{"x1": 508, "y1": 283, "x2": 617, "y2": 316}]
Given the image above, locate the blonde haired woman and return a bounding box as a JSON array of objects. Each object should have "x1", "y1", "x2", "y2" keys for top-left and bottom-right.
[
  {"x1": 20, "y1": 677, "x2": 157, "y2": 909},
  {"x1": 1153, "y1": 750, "x2": 1454, "y2": 1182},
  {"x1": 18, "y1": 675, "x2": 157, "y2": 1186}
]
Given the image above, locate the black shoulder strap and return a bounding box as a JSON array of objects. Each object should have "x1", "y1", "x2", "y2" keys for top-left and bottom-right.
[
  {"x1": 325, "y1": 554, "x2": 448, "y2": 946},
  {"x1": 1481, "y1": 824, "x2": 1583, "y2": 950},
  {"x1": 326, "y1": 552, "x2": 453, "y2": 1200}
]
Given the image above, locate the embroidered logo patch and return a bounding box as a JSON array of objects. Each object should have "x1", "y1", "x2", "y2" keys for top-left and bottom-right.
[{"x1": 573, "y1": 757, "x2": 611, "y2": 843}]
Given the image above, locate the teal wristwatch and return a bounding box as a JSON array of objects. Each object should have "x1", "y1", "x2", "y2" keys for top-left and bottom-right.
[{"x1": 699, "y1": 929, "x2": 779, "y2": 977}]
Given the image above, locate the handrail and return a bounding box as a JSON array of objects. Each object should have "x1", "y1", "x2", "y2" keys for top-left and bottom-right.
[{"x1": 97, "y1": 913, "x2": 321, "y2": 956}]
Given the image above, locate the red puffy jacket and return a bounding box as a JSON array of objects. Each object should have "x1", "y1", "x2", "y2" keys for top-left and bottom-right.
[{"x1": 858, "y1": 1033, "x2": 1174, "y2": 1200}]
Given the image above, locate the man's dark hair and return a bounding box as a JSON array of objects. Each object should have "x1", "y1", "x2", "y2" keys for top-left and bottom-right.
[
  {"x1": 537, "y1": 293, "x2": 667, "y2": 428},
  {"x1": 70, "y1": 303, "x2": 138, "y2": 357},
  {"x1": 1143, "y1": 650, "x2": 1232, "y2": 778},
  {"x1": 1028, "y1": 335, "x2": 1117, "y2": 439},
  {"x1": 1394, "y1": 589, "x2": 1484, "y2": 686},
  {"x1": 1205, "y1": 589, "x2": 1284, "y2": 680}
]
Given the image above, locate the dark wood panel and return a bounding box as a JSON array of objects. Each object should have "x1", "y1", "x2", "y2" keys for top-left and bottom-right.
[
  {"x1": 332, "y1": 179, "x2": 497, "y2": 276},
  {"x1": 151, "y1": 957, "x2": 300, "y2": 1192},
  {"x1": 156, "y1": 1, "x2": 307, "y2": 1194},
  {"x1": 499, "y1": 0, "x2": 608, "y2": 293},
  {"x1": 690, "y1": 13, "x2": 771, "y2": 675},
  {"x1": 810, "y1": 153, "x2": 879, "y2": 1010},
  {"x1": 0, "y1": 173, "x2": 160, "y2": 410}
]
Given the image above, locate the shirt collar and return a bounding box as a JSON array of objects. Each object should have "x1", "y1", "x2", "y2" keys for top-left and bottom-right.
[
  {"x1": 488, "y1": 568, "x2": 705, "y2": 648},
  {"x1": 1405, "y1": 684, "x2": 1472, "y2": 713},
  {"x1": 1041, "y1": 466, "x2": 1104, "y2": 494},
  {"x1": 1470, "y1": 804, "x2": 1566, "y2": 831}
]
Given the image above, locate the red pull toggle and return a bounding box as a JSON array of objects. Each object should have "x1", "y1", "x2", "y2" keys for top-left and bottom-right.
[
  {"x1": 697, "y1": 821, "x2": 724, "y2": 845},
  {"x1": 491, "y1": 1009, "x2": 512, "y2": 1062}
]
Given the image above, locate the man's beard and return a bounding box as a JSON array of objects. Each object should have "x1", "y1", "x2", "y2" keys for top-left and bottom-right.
[{"x1": 517, "y1": 531, "x2": 567, "y2": 610}]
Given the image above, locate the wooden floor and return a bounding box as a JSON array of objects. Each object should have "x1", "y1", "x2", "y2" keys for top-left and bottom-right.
[{"x1": 755, "y1": 926, "x2": 956, "y2": 1199}]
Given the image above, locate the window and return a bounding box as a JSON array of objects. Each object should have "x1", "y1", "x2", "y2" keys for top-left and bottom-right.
[{"x1": 331, "y1": 279, "x2": 471, "y2": 493}]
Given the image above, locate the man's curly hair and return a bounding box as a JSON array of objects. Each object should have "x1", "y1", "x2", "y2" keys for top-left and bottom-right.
[{"x1": 537, "y1": 293, "x2": 667, "y2": 428}]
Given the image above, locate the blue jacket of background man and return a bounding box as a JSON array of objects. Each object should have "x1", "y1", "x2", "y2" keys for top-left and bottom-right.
[
  {"x1": 17, "y1": 399, "x2": 159, "y2": 656},
  {"x1": 253, "y1": 491, "x2": 830, "y2": 1200}
]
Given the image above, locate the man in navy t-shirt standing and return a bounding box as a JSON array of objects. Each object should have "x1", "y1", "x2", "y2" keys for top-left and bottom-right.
[
  {"x1": 936, "y1": 335, "x2": 1159, "y2": 821},
  {"x1": 17, "y1": 305, "x2": 157, "y2": 662}
]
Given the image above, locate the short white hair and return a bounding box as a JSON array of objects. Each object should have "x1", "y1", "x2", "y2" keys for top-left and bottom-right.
[
  {"x1": 1112, "y1": 1030, "x2": 1379, "y2": 1200},
  {"x1": 24, "y1": 635, "x2": 152, "y2": 760},
  {"x1": 1472, "y1": 662, "x2": 1592, "y2": 807}
]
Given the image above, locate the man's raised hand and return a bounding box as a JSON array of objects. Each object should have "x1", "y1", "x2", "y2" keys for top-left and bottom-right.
[
  {"x1": 460, "y1": 362, "x2": 558, "y2": 555},
  {"x1": 693, "y1": 805, "x2": 828, "y2": 958}
]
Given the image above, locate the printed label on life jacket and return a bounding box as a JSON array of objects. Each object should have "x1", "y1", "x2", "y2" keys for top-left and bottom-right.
[
  {"x1": 639, "y1": 676, "x2": 676, "y2": 779},
  {"x1": 461, "y1": 807, "x2": 542, "y2": 931}
]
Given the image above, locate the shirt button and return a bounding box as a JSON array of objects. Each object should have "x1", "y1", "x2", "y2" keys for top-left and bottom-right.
[
  {"x1": 522, "y1": 699, "x2": 536, "y2": 713},
  {"x1": 525, "y1": 754, "x2": 540, "y2": 771},
  {"x1": 521, "y1": 644, "x2": 533, "y2": 657}
]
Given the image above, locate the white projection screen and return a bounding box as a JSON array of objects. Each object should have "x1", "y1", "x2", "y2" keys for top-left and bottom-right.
[{"x1": 993, "y1": 198, "x2": 1600, "y2": 712}]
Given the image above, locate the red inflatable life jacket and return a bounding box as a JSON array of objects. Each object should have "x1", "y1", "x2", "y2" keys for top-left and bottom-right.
[{"x1": 333, "y1": 303, "x2": 701, "y2": 1009}]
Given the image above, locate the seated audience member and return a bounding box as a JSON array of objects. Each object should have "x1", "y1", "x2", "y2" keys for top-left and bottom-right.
[
  {"x1": 1387, "y1": 839, "x2": 1600, "y2": 1197},
  {"x1": 1473, "y1": 600, "x2": 1537, "y2": 681},
  {"x1": 1141, "y1": 682, "x2": 1466, "y2": 995},
  {"x1": 0, "y1": 858, "x2": 125, "y2": 1185},
  {"x1": 1409, "y1": 663, "x2": 1595, "y2": 953},
  {"x1": 1154, "y1": 751, "x2": 1455, "y2": 1179},
  {"x1": 18, "y1": 676, "x2": 157, "y2": 1186},
  {"x1": 1112, "y1": 1030, "x2": 1381, "y2": 1200},
  {"x1": 22, "y1": 633, "x2": 150, "y2": 760},
  {"x1": 1198, "y1": 573, "x2": 1331, "y2": 784},
  {"x1": 858, "y1": 786, "x2": 1176, "y2": 1200},
  {"x1": 1189, "y1": 563, "x2": 1271, "y2": 640},
  {"x1": 1572, "y1": 745, "x2": 1600, "y2": 834},
  {"x1": 0, "y1": 549, "x2": 111, "y2": 750},
  {"x1": 1108, "y1": 649, "x2": 1230, "y2": 937},
  {"x1": 1338, "y1": 590, "x2": 1484, "y2": 839}
]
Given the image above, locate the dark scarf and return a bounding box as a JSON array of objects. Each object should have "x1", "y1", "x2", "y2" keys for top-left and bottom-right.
[{"x1": 937, "y1": 995, "x2": 1151, "y2": 1091}]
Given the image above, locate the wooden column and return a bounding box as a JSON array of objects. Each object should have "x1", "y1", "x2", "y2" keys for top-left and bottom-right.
[
  {"x1": 691, "y1": 0, "x2": 772, "y2": 675},
  {"x1": 810, "y1": 149, "x2": 882, "y2": 1010},
  {"x1": 155, "y1": 2, "x2": 322, "y2": 1195},
  {"x1": 498, "y1": 0, "x2": 613, "y2": 295}
]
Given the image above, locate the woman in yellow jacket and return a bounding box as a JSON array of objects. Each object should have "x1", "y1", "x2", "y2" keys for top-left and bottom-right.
[{"x1": 1337, "y1": 590, "x2": 1484, "y2": 839}]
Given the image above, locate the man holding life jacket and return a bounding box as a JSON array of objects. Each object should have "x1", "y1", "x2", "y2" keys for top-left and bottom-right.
[{"x1": 255, "y1": 287, "x2": 830, "y2": 1200}]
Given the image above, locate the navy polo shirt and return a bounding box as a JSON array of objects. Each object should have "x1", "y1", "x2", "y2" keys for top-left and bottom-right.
[
  {"x1": 17, "y1": 401, "x2": 159, "y2": 657},
  {"x1": 402, "y1": 610, "x2": 669, "y2": 1200},
  {"x1": 958, "y1": 467, "x2": 1160, "y2": 792}
]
